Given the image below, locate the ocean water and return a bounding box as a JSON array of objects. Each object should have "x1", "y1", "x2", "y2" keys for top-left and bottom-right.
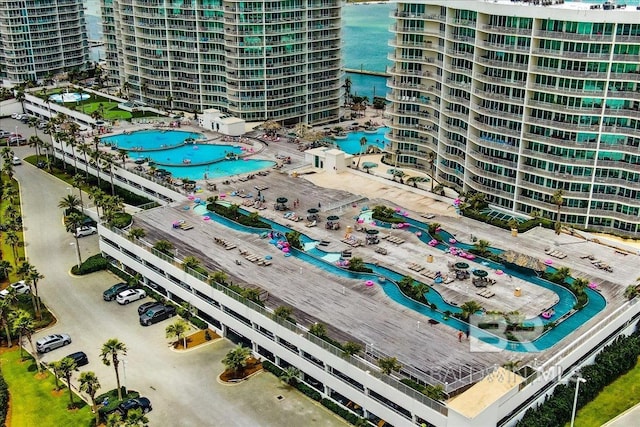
[{"x1": 343, "y1": 3, "x2": 394, "y2": 101}]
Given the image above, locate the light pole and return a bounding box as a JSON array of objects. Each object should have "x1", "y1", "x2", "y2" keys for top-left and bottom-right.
[
  {"x1": 570, "y1": 377, "x2": 586, "y2": 427},
  {"x1": 120, "y1": 357, "x2": 127, "y2": 396}
]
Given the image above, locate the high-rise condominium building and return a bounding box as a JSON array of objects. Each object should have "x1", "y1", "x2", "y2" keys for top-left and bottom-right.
[
  {"x1": 388, "y1": 0, "x2": 640, "y2": 237},
  {"x1": 0, "y1": 0, "x2": 89, "y2": 85},
  {"x1": 101, "y1": 0, "x2": 343, "y2": 126}
]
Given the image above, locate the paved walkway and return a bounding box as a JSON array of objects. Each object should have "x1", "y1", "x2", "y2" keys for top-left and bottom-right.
[{"x1": 602, "y1": 403, "x2": 640, "y2": 427}]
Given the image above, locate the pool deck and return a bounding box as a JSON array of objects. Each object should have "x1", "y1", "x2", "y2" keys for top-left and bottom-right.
[
  {"x1": 129, "y1": 160, "x2": 635, "y2": 390},
  {"x1": 109, "y1": 112, "x2": 637, "y2": 389}
]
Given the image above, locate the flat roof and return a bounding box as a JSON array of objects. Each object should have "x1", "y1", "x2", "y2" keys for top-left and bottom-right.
[{"x1": 448, "y1": 367, "x2": 523, "y2": 419}]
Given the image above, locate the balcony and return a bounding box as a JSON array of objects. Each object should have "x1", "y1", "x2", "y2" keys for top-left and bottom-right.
[
  {"x1": 607, "y1": 90, "x2": 640, "y2": 100},
  {"x1": 477, "y1": 57, "x2": 528, "y2": 70},
  {"x1": 609, "y1": 72, "x2": 640, "y2": 82},
  {"x1": 527, "y1": 99, "x2": 602, "y2": 114},
  {"x1": 481, "y1": 25, "x2": 531, "y2": 35},
  {"x1": 467, "y1": 180, "x2": 515, "y2": 199},
  {"x1": 534, "y1": 30, "x2": 613, "y2": 42},
  {"x1": 520, "y1": 149, "x2": 596, "y2": 166},
  {"x1": 527, "y1": 117, "x2": 600, "y2": 132},
  {"x1": 530, "y1": 66, "x2": 608, "y2": 79},
  {"x1": 467, "y1": 150, "x2": 517, "y2": 168},
  {"x1": 480, "y1": 41, "x2": 530, "y2": 53},
  {"x1": 603, "y1": 108, "x2": 640, "y2": 119},
  {"x1": 467, "y1": 164, "x2": 517, "y2": 184},
  {"x1": 530, "y1": 83, "x2": 605, "y2": 97}
]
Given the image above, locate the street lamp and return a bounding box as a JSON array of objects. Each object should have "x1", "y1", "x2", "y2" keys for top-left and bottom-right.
[
  {"x1": 119, "y1": 357, "x2": 128, "y2": 396},
  {"x1": 570, "y1": 377, "x2": 586, "y2": 427}
]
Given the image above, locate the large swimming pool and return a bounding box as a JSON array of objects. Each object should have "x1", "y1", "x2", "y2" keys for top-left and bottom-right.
[
  {"x1": 194, "y1": 203, "x2": 605, "y2": 352},
  {"x1": 102, "y1": 130, "x2": 275, "y2": 179},
  {"x1": 334, "y1": 128, "x2": 388, "y2": 154},
  {"x1": 102, "y1": 130, "x2": 205, "y2": 150}
]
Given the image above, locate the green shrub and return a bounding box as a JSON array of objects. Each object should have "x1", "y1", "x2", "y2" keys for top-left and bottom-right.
[
  {"x1": 110, "y1": 212, "x2": 132, "y2": 229},
  {"x1": 516, "y1": 333, "x2": 640, "y2": 427},
  {"x1": 190, "y1": 317, "x2": 208, "y2": 330},
  {"x1": 296, "y1": 383, "x2": 322, "y2": 401},
  {"x1": 97, "y1": 389, "x2": 140, "y2": 419},
  {"x1": 320, "y1": 398, "x2": 363, "y2": 424},
  {"x1": 262, "y1": 360, "x2": 285, "y2": 377},
  {"x1": 0, "y1": 372, "x2": 8, "y2": 425},
  {"x1": 71, "y1": 253, "x2": 109, "y2": 275}
]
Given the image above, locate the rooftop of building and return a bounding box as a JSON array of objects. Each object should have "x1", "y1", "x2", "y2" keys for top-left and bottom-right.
[{"x1": 111, "y1": 113, "x2": 638, "y2": 393}]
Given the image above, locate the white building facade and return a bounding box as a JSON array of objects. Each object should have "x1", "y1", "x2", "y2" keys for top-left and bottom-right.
[
  {"x1": 100, "y1": 0, "x2": 343, "y2": 126},
  {"x1": 387, "y1": 0, "x2": 640, "y2": 237},
  {"x1": 0, "y1": 0, "x2": 89, "y2": 85}
]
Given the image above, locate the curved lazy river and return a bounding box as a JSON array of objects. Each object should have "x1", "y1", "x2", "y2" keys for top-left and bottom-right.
[{"x1": 192, "y1": 203, "x2": 605, "y2": 352}]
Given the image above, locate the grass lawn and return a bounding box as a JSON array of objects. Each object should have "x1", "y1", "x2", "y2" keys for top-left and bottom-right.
[
  {"x1": 567, "y1": 356, "x2": 640, "y2": 427},
  {"x1": 0, "y1": 348, "x2": 94, "y2": 427},
  {"x1": 82, "y1": 102, "x2": 133, "y2": 120},
  {"x1": 0, "y1": 176, "x2": 26, "y2": 283}
]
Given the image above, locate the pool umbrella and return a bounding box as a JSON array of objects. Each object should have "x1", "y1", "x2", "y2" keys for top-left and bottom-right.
[
  {"x1": 365, "y1": 229, "x2": 379, "y2": 235},
  {"x1": 454, "y1": 262, "x2": 469, "y2": 270},
  {"x1": 307, "y1": 208, "x2": 319, "y2": 214},
  {"x1": 473, "y1": 269, "x2": 488, "y2": 277},
  {"x1": 327, "y1": 215, "x2": 340, "y2": 221},
  {"x1": 276, "y1": 197, "x2": 288, "y2": 204}
]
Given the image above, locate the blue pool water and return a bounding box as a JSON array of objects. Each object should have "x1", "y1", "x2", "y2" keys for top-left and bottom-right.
[
  {"x1": 102, "y1": 130, "x2": 205, "y2": 150},
  {"x1": 102, "y1": 130, "x2": 275, "y2": 179},
  {"x1": 197, "y1": 204, "x2": 606, "y2": 352},
  {"x1": 159, "y1": 159, "x2": 276, "y2": 181},
  {"x1": 141, "y1": 144, "x2": 242, "y2": 167},
  {"x1": 334, "y1": 129, "x2": 389, "y2": 154}
]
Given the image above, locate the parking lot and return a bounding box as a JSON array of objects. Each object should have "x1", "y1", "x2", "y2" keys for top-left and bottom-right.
[{"x1": 4, "y1": 116, "x2": 345, "y2": 427}]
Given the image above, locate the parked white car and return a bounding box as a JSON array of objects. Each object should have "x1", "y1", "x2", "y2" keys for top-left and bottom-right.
[
  {"x1": 75, "y1": 225, "x2": 97, "y2": 237},
  {"x1": 116, "y1": 288, "x2": 146, "y2": 305},
  {"x1": 0, "y1": 281, "x2": 30, "y2": 298},
  {"x1": 12, "y1": 156, "x2": 22, "y2": 165}
]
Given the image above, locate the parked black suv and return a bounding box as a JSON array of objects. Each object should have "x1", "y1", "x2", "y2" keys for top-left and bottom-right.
[
  {"x1": 139, "y1": 305, "x2": 176, "y2": 326},
  {"x1": 65, "y1": 351, "x2": 89, "y2": 367},
  {"x1": 117, "y1": 397, "x2": 152, "y2": 415},
  {"x1": 137, "y1": 301, "x2": 163, "y2": 316},
  {"x1": 103, "y1": 282, "x2": 129, "y2": 301}
]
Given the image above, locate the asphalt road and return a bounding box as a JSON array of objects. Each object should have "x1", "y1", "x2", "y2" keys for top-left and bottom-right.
[{"x1": 4, "y1": 117, "x2": 345, "y2": 427}]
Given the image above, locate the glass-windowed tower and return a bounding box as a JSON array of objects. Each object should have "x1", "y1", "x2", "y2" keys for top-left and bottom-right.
[
  {"x1": 388, "y1": 0, "x2": 640, "y2": 237},
  {"x1": 101, "y1": 0, "x2": 343, "y2": 126},
  {"x1": 0, "y1": 0, "x2": 89, "y2": 85}
]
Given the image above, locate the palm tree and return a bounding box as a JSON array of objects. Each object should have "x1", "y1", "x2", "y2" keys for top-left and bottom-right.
[
  {"x1": 378, "y1": 356, "x2": 401, "y2": 375},
  {"x1": 209, "y1": 270, "x2": 228, "y2": 285},
  {"x1": 24, "y1": 264, "x2": 44, "y2": 319},
  {"x1": 88, "y1": 186, "x2": 107, "y2": 218},
  {"x1": 342, "y1": 341, "x2": 362, "y2": 357},
  {"x1": 427, "y1": 152, "x2": 436, "y2": 191},
  {"x1": 89, "y1": 150, "x2": 103, "y2": 187},
  {"x1": 77, "y1": 142, "x2": 93, "y2": 178},
  {"x1": 153, "y1": 239, "x2": 174, "y2": 256},
  {"x1": 128, "y1": 228, "x2": 146, "y2": 241},
  {"x1": 460, "y1": 300, "x2": 483, "y2": 321},
  {"x1": 347, "y1": 257, "x2": 366, "y2": 272},
  {"x1": 0, "y1": 291, "x2": 18, "y2": 347},
  {"x1": 412, "y1": 282, "x2": 430, "y2": 302},
  {"x1": 502, "y1": 359, "x2": 522, "y2": 373},
  {"x1": 100, "y1": 338, "x2": 127, "y2": 400},
  {"x1": 182, "y1": 256, "x2": 201, "y2": 271},
  {"x1": 624, "y1": 284, "x2": 639, "y2": 300},
  {"x1": 356, "y1": 136, "x2": 367, "y2": 169},
  {"x1": 166, "y1": 319, "x2": 190, "y2": 349},
  {"x1": 71, "y1": 174, "x2": 86, "y2": 212},
  {"x1": 551, "y1": 190, "x2": 564, "y2": 234},
  {"x1": 28, "y1": 135, "x2": 43, "y2": 162},
  {"x1": 472, "y1": 239, "x2": 491, "y2": 257},
  {"x1": 102, "y1": 153, "x2": 117, "y2": 195},
  {"x1": 11, "y1": 309, "x2": 40, "y2": 370},
  {"x1": 122, "y1": 81, "x2": 131, "y2": 98},
  {"x1": 58, "y1": 357, "x2": 78, "y2": 406},
  {"x1": 279, "y1": 366, "x2": 300, "y2": 386},
  {"x1": 5, "y1": 232, "x2": 20, "y2": 265},
  {"x1": 58, "y1": 194, "x2": 82, "y2": 214},
  {"x1": 551, "y1": 266, "x2": 571, "y2": 284},
  {"x1": 117, "y1": 148, "x2": 128, "y2": 167},
  {"x1": 79, "y1": 371, "x2": 101, "y2": 426},
  {"x1": 572, "y1": 277, "x2": 589, "y2": 296},
  {"x1": 105, "y1": 412, "x2": 122, "y2": 427},
  {"x1": 64, "y1": 213, "x2": 85, "y2": 268},
  {"x1": 0, "y1": 260, "x2": 13, "y2": 281},
  {"x1": 15, "y1": 88, "x2": 25, "y2": 113},
  {"x1": 222, "y1": 344, "x2": 252, "y2": 377},
  {"x1": 124, "y1": 408, "x2": 149, "y2": 426},
  {"x1": 343, "y1": 76, "x2": 352, "y2": 106},
  {"x1": 49, "y1": 359, "x2": 65, "y2": 390}
]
